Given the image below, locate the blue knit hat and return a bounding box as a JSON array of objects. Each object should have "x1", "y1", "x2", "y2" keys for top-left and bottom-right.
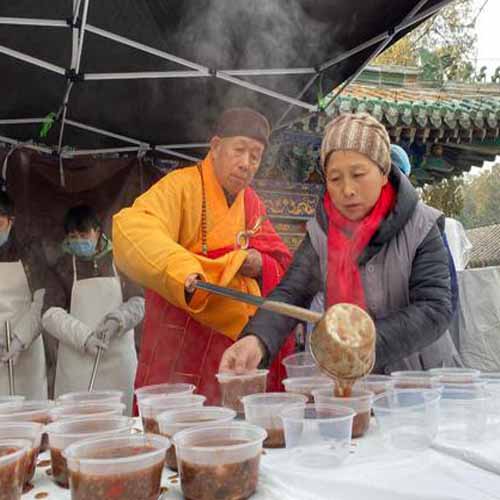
[{"x1": 390, "y1": 144, "x2": 411, "y2": 176}]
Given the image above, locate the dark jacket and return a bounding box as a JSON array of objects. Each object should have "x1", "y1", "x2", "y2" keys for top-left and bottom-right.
[{"x1": 242, "y1": 167, "x2": 455, "y2": 372}]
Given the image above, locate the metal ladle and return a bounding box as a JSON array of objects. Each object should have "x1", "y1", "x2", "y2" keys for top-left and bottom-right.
[
  {"x1": 194, "y1": 281, "x2": 376, "y2": 383},
  {"x1": 4, "y1": 321, "x2": 15, "y2": 396}
]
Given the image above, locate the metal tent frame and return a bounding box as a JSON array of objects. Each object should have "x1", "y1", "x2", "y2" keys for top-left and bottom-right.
[{"x1": 0, "y1": 0, "x2": 454, "y2": 168}]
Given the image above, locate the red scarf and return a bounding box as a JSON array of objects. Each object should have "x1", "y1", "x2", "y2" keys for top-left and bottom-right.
[{"x1": 324, "y1": 183, "x2": 396, "y2": 310}]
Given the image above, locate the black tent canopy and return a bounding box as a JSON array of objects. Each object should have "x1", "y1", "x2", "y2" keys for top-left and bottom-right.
[{"x1": 0, "y1": 0, "x2": 454, "y2": 164}]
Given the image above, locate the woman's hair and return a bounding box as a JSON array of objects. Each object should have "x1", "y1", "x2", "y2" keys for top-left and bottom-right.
[
  {"x1": 64, "y1": 204, "x2": 101, "y2": 234},
  {"x1": 0, "y1": 191, "x2": 14, "y2": 217}
]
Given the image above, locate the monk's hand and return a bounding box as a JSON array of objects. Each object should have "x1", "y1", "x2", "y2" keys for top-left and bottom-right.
[
  {"x1": 184, "y1": 273, "x2": 202, "y2": 304},
  {"x1": 239, "y1": 249, "x2": 263, "y2": 278},
  {"x1": 218, "y1": 335, "x2": 265, "y2": 374}
]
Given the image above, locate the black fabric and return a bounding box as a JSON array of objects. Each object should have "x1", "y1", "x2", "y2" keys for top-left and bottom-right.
[
  {"x1": 242, "y1": 167, "x2": 453, "y2": 371},
  {"x1": 0, "y1": 1, "x2": 445, "y2": 150}
]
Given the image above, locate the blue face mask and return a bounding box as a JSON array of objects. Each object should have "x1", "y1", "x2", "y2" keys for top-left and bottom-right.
[
  {"x1": 68, "y1": 239, "x2": 97, "y2": 258},
  {"x1": 0, "y1": 225, "x2": 11, "y2": 248}
]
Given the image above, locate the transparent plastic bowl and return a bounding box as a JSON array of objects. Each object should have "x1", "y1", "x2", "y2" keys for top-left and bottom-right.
[
  {"x1": 139, "y1": 394, "x2": 206, "y2": 434},
  {"x1": 45, "y1": 416, "x2": 135, "y2": 488},
  {"x1": 391, "y1": 371, "x2": 442, "y2": 390},
  {"x1": 282, "y1": 352, "x2": 322, "y2": 378},
  {"x1": 173, "y1": 422, "x2": 266, "y2": 500},
  {"x1": 0, "y1": 423, "x2": 43, "y2": 487},
  {"x1": 63, "y1": 434, "x2": 170, "y2": 500},
  {"x1": 0, "y1": 438, "x2": 31, "y2": 500},
  {"x1": 280, "y1": 403, "x2": 356, "y2": 468},
  {"x1": 50, "y1": 402, "x2": 126, "y2": 422},
  {"x1": 480, "y1": 373, "x2": 500, "y2": 427},
  {"x1": 242, "y1": 392, "x2": 308, "y2": 448},
  {"x1": 0, "y1": 395, "x2": 25, "y2": 406},
  {"x1": 216, "y1": 370, "x2": 269, "y2": 415},
  {"x1": 57, "y1": 390, "x2": 124, "y2": 406},
  {"x1": 134, "y1": 383, "x2": 196, "y2": 404},
  {"x1": 313, "y1": 388, "x2": 374, "y2": 438},
  {"x1": 429, "y1": 367, "x2": 481, "y2": 384},
  {"x1": 373, "y1": 389, "x2": 441, "y2": 450},
  {"x1": 0, "y1": 400, "x2": 55, "y2": 452},
  {"x1": 283, "y1": 377, "x2": 334, "y2": 402},
  {"x1": 157, "y1": 406, "x2": 236, "y2": 470},
  {"x1": 354, "y1": 375, "x2": 395, "y2": 395},
  {"x1": 438, "y1": 386, "x2": 490, "y2": 444}
]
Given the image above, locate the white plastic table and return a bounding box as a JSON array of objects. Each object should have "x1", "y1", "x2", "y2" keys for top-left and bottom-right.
[{"x1": 23, "y1": 420, "x2": 500, "y2": 500}]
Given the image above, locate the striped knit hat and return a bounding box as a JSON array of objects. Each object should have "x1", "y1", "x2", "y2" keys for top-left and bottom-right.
[{"x1": 320, "y1": 112, "x2": 391, "y2": 175}]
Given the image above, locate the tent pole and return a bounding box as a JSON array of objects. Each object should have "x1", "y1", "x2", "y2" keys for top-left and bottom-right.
[
  {"x1": 158, "y1": 143, "x2": 210, "y2": 149},
  {"x1": 85, "y1": 71, "x2": 210, "y2": 80},
  {"x1": 324, "y1": 0, "x2": 431, "y2": 109},
  {"x1": 85, "y1": 24, "x2": 208, "y2": 72},
  {"x1": 65, "y1": 119, "x2": 200, "y2": 162},
  {"x1": 0, "y1": 135, "x2": 52, "y2": 154},
  {"x1": 0, "y1": 44, "x2": 66, "y2": 75},
  {"x1": 84, "y1": 24, "x2": 315, "y2": 110},
  {"x1": 223, "y1": 68, "x2": 315, "y2": 76},
  {"x1": 276, "y1": 0, "x2": 452, "y2": 127},
  {"x1": 57, "y1": 0, "x2": 90, "y2": 156},
  {"x1": 69, "y1": 147, "x2": 143, "y2": 156},
  {"x1": 0, "y1": 118, "x2": 45, "y2": 125},
  {"x1": 0, "y1": 17, "x2": 67, "y2": 27}
]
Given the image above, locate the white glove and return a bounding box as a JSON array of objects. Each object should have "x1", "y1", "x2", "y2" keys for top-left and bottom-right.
[
  {"x1": 42, "y1": 307, "x2": 93, "y2": 353},
  {"x1": 105, "y1": 297, "x2": 145, "y2": 333},
  {"x1": 94, "y1": 318, "x2": 121, "y2": 344},
  {"x1": 0, "y1": 334, "x2": 24, "y2": 366},
  {"x1": 84, "y1": 331, "x2": 109, "y2": 356}
]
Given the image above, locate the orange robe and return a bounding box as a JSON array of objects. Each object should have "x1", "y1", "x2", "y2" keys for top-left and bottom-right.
[{"x1": 113, "y1": 154, "x2": 293, "y2": 404}]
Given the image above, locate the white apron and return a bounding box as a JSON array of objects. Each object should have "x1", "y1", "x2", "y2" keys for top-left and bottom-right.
[
  {"x1": 54, "y1": 257, "x2": 137, "y2": 415},
  {"x1": 0, "y1": 261, "x2": 47, "y2": 399}
]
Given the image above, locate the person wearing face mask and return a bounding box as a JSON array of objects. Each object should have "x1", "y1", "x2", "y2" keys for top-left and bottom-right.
[
  {"x1": 42, "y1": 205, "x2": 144, "y2": 413},
  {"x1": 113, "y1": 108, "x2": 293, "y2": 405},
  {"x1": 0, "y1": 191, "x2": 51, "y2": 399},
  {"x1": 221, "y1": 113, "x2": 460, "y2": 374}
]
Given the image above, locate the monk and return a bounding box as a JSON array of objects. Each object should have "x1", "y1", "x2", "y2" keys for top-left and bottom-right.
[{"x1": 113, "y1": 107, "x2": 293, "y2": 405}]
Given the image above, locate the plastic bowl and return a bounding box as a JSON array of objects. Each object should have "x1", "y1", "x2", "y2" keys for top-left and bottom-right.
[
  {"x1": 429, "y1": 367, "x2": 481, "y2": 384},
  {"x1": 282, "y1": 352, "x2": 322, "y2": 378},
  {"x1": 50, "y1": 402, "x2": 126, "y2": 422},
  {"x1": 134, "y1": 383, "x2": 196, "y2": 404},
  {"x1": 0, "y1": 439, "x2": 31, "y2": 500},
  {"x1": 45, "y1": 416, "x2": 135, "y2": 488},
  {"x1": 0, "y1": 395, "x2": 25, "y2": 406},
  {"x1": 313, "y1": 388, "x2": 374, "y2": 438},
  {"x1": 282, "y1": 377, "x2": 335, "y2": 402},
  {"x1": 57, "y1": 390, "x2": 124, "y2": 406},
  {"x1": 156, "y1": 406, "x2": 236, "y2": 470},
  {"x1": 139, "y1": 395, "x2": 206, "y2": 434},
  {"x1": 242, "y1": 393, "x2": 308, "y2": 448},
  {"x1": 373, "y1": 389, "x2": 441, "y2": 450},
  {"x1": 63, "y1": 434, "x2": 170, "y2": 500},
  {"x1": 173, "y1": 422, "x2": 266, "y2": 500},
  {"x1": 438, "y1": 386, "x2": 490, "y2": 444},
  {"x1": 354, "y1": 375, "x2": 395, "y2": 395},
  {"x1": 480, "y1": 373, "x2": 500, "y2": 426},
  {"x1": 0, "y1": 423, "x2": 43, "y2": 488},
  {"x1": 216, "y1": 370, "x2": 269, "y2": 415},
  {"x1": 0, "y1": 400, "x2": 55, "y2": 452},
  {"x1": 391, "y1": 371, "x2": 442, "y2": 390},
  {"x1": 280, "y1": 403, "x2": 356, "y2": 468}
]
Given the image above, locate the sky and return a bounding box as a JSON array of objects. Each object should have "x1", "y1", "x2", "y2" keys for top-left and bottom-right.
[
  {"x1": 470, "y1": 0, "x2": 499, "y2": 171},
  {"x1": 474, "y1": 0, "x2": 500, "y2": 79}
]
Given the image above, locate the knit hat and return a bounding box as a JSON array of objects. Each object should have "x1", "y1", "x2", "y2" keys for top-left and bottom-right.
[
  {"x1": 390, "y1": 144, "x2": 411, "y2": 176},
  {"x1": 320, "y1": 112, "x2": 391, "y2": 174},
  {"x1": 215, "y1": 107, "x2": 271, "y2": 147}
]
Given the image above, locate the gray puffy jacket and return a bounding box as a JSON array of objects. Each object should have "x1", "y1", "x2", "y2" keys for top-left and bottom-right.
[{"x1": 242, "y1": 166, "x2": 460, "y2": 373}]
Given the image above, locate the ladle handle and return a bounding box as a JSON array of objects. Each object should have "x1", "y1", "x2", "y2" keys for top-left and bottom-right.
[
  {"x1": 5, "y1": 321, "x2": 15, "y2": 396},
  {"x1": 194, "y1": 281, "x2": 322, "y2": 324},
  {"x1": 88, "y1": 346, "x2": 103, "y2": 392}
]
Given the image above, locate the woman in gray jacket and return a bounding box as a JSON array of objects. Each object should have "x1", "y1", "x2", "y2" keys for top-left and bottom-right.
[{"x1": 220, "y1": 113, "x2": 459, "y2": 375}]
